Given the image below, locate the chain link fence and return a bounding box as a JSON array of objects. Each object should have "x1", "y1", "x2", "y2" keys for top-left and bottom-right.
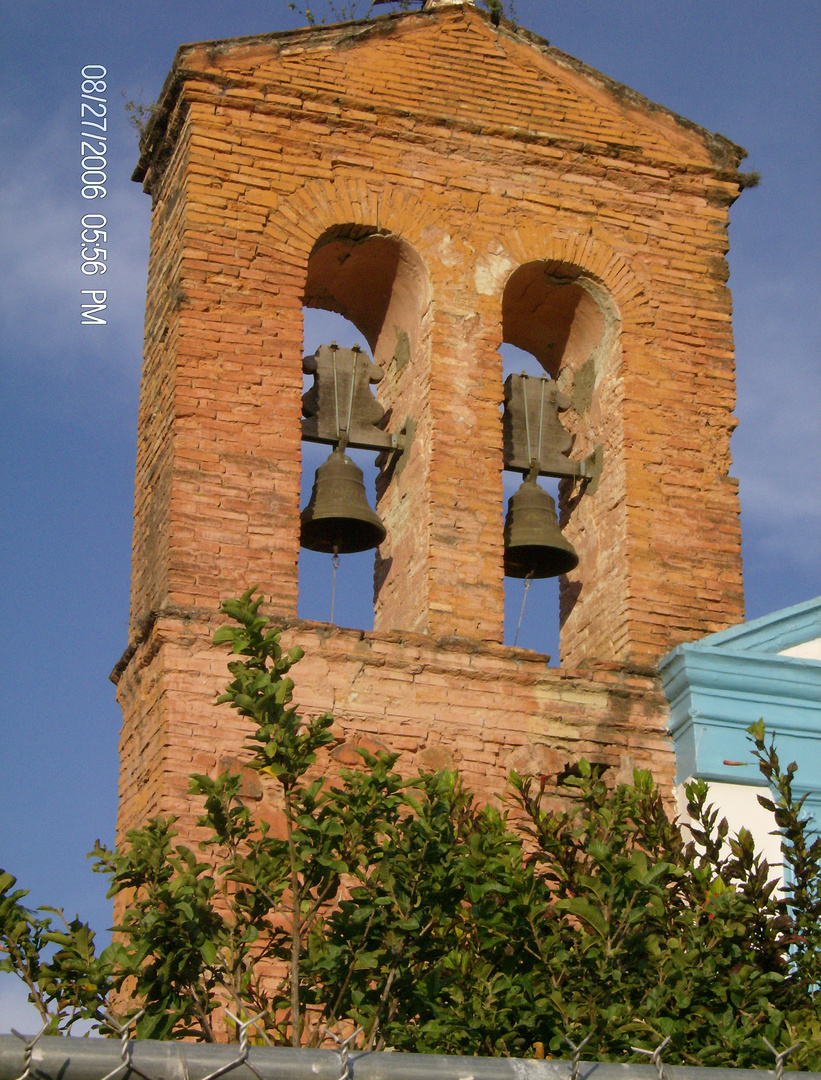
[{"x1": 1, "y1": 1017, "x2": 816, "y2": 1080}]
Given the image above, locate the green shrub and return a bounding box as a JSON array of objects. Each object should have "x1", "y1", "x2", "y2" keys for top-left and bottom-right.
[{"x1": 2, "y1": 591, "x2": 819, "y2": 1065}]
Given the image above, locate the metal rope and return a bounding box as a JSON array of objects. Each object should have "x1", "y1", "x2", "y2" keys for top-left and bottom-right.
[
  {"x1": 513, "y1": 570, "x2": 534, "y2": 647},
  {"x1": 331, "y1": 549, "x2": 339, "y2": 624}
]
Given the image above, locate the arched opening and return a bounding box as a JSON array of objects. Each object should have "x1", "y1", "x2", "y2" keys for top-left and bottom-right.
[
  {"x1": 304, "y1": 225, "x2": 427, "y2": 369},
  {"x1": 501, "y1": 262, "x2": 614, "y2": 662},
  {"x1": 502, "y1": 261, "x2": 608, "y2": 380},
  {"x1": 299, "y1": 227, "x2": 429, "y2": 631}
]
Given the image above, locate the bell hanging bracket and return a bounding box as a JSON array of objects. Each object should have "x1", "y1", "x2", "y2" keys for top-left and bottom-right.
[
  {"x1": 503, "y1": 372, "x2": 603, "y2": 494},
  {"x1": 301, "y1": 343, "x2": 407, "y2": 455}
]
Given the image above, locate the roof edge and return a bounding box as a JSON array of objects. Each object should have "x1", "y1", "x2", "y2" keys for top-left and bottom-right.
[
  {"x1": 133, "y1": 4, "x2": 747, "y2": 185},
  {"x1": 505, "y1": 22, "x2": 746, "y2": 170},
  {"x1": 689, "y1": 596, "x2": 821, "y2": 655}
]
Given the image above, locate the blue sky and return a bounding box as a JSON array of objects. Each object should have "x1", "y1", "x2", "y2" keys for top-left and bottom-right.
[{"x1": 1, "y1": 0, "x2": 819, "y2": 1030}]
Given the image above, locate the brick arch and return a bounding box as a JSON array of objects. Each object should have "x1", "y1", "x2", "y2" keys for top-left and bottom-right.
[
  {"x1": 304, "y1": 225, "x2": 430, "y2": 370},
  {"x1": 262, "y1": 175, "x2": 443, "y2": 266},
  {"x1": 502, "y1": 224, "x2": 649, "y2": 324},
  {"x1": 259, "y1": 176, "x2": 436, "y2": 369}
]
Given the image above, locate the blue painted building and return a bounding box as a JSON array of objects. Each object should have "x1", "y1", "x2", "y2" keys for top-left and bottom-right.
[{"x1": 660, "y1": 596, "x2": 821, "y2": 869}]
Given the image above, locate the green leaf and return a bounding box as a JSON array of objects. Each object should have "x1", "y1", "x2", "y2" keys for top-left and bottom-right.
[{"x1": 200, "y1": 940, "x2": 218, "y2": 965}]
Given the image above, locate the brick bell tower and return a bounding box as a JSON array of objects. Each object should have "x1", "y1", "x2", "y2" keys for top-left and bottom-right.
[{"x1": 113, "y1": 2, "x2": 746, "y2": 836}]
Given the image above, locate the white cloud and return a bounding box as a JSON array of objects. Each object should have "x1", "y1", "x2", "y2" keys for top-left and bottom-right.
[{"x1": 0, "y1": 101, "x2": 149, "y2": 368}]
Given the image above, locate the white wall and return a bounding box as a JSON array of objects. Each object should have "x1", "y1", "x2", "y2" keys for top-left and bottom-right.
[
  {"x1": 676, "y1": 781, "x2": 784, "y2": 888},
  {"x1": 780, "y1": 635, "x2": 821, "y2": 660}
]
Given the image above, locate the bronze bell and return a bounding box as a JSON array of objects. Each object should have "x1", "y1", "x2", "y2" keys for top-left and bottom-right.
[
  {"x1": 504, "y1": 477, "x2": 579, "y2": 578},
  {"x1": 300, "y1": 449, "x2": 387, "y2": 554}
]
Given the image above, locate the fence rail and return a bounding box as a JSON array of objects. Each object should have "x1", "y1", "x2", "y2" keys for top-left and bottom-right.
[{"x1": 1, "y1": 1031, "x2": 818, "y2": 1080}]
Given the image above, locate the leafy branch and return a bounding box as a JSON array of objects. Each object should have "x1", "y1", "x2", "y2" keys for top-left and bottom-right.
[{"x1": 0, "y1": 872, "x2": 111, "y2": 1035}]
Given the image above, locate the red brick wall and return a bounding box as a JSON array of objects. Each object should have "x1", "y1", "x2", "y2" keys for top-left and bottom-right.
[
  {"x1": 117, "y1": 5, "x2": 746, "y2": 834},
  {"x1": 114, "y1": 611, "x2": 675, "y2": 840}
]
